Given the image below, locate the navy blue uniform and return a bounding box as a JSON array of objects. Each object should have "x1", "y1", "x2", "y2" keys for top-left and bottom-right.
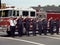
[
  {"x1": 32, "y1": 19, "x2": 36, "y2": 36},
  {"x1": 38, "y1": 20, "x2": 42, "y2": 35},
  {"x1": 49, "y1": 19, "x2": 54, "y2": 35},
  {"x1": 42, "y1": 19, "x2": 47, "y2": 35},
  {"x1": 10, "y1": 26, "x2": 15, "y2": 37},
  {"x1": 25, "y1": 18, "x2": 30, "y2": 36},
  {"x1": 17, "y1": 19, "x2": 23, "y2": 37},
  {"x1": 55, "y1": 19, "x2": 59, "y2": 34}
]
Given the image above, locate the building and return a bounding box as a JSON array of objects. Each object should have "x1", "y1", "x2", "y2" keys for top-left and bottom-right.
[{"x1": 1, "y1": 3, "x2": 6, "y2": 9}]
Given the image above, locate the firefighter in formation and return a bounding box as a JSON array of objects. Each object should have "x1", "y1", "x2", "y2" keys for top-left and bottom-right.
[{"x1": 8, "y1": 16, "x2": 60, "y2": 37}]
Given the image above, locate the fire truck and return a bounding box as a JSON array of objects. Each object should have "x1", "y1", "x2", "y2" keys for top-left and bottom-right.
[
  {"x1": 47, "y1": 13, "x2": 60, "y2": 19},
  {"x1": 0, "y1": 7, "x2": 36, "y2": 35}
]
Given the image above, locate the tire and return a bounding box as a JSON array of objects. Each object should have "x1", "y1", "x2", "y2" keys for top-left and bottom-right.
[
  {"x1": 6, "y1": 31, "x2": 11, "y2": 36},
  {"x1": 6, "y1": 27, "x2": 11, "y2": 36},
  {"x1": 6, "y1": 26, "x2": 11, "y2": 36}
]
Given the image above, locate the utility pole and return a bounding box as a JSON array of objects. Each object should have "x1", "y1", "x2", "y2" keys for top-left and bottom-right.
[
  {"x1": 0, "y1": 0, "x2": 1, "y2": 9},
  {"x1": 0, "y1": 0, "x2": 1, "y2": 27}
]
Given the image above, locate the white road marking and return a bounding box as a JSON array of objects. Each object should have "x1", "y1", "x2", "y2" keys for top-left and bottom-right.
[
  {"x1": 39, "y1": 36, "x2": 60, "y2": 40},
  {"x1": 0, "y1": 37, "x2": 45, "y2": 45}
]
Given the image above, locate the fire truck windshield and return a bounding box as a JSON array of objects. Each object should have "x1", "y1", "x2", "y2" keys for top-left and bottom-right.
[
  {"x1": 0, "y1": 10, "x2": 18, "y2": 17},
  {"x1": 0, "y1": 10, "x2": 13, "y2": 17}
]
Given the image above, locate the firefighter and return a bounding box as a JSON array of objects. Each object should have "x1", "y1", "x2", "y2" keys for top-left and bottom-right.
[
  {"x1": 38, "y1": 19, "x2": 42, "y2": 35},
  {"x1": 9, "y1": 16, "x2": 16, "y2": 37},
  {"x1": 32, "y1": 18, "x2": 36, "y2": 36},
  {"x1": 16, "y1": 16, "x2": 23, "y2": 37},
  {"x1": 55, "y1": 18, "x2": 59, "y2": 35},
  {"x1": 42, "y1": 18, "x2": 48, "y2": 35},
  {"x1": 25, "y1": 16, "x2": 30, "y2": 36},
  {"x1": 49, "y1": 17, "x2": 54, "y2": 35}
]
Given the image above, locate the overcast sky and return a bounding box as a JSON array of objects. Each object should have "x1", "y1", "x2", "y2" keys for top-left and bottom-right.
[{"x1": 1, "y1": 0, "x2": 60, "y2": 7}]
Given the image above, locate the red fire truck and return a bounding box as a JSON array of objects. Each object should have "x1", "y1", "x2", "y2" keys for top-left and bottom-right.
[
  {"x1": 0, "y1": 8, "x2": 36, "y2": 35},
  {"x1": 47, "y1": 13, "x2": 60, "y2": 19}
]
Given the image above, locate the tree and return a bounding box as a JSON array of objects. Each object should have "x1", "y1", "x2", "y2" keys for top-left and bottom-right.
[{"x1": 58, "y1": 5, "x2": 60, "y2": 7}]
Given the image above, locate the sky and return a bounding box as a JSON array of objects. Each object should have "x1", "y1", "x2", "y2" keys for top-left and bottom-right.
[{"x1": 1, "y1": 0, "x2": 60, "y2": 8}]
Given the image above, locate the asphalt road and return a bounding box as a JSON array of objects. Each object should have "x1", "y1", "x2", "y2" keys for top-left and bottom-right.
[{"x1": 0, "y1": 32, "x2": 60, "y2": 45}]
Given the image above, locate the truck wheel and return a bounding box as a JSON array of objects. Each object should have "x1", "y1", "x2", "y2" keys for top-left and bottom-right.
[
  {"x1": 6, "y1": 26, "x2": 11, "y2": 36},
  {"x1": 6, "y1": 31, "x2": 11, "y2": 36}
]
